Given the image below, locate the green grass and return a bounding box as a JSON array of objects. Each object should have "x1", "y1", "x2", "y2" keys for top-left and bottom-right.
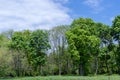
[{"x1": 0, "y1": 75, "x2": 120, "y2": 80}]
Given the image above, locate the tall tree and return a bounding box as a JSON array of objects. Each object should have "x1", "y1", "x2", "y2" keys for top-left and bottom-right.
[
  {"x1": 9, "y1": 31, "x2": 25, "y2": 76},
  {"x1": 49, "y1": 25, "x2": 70, "y2": 75},
  {"x1": 66, "y1": 18, "x2": 100, "y2": 75},
  {"x1": 112, "y1": 15, "x2": 120, "y2": 74},
  {"x1": 96, "y1": 23, "x2": 112, "y2": 74},
  {"x1": 29, "y1": 30, "x2": 50, "y2": 75}
]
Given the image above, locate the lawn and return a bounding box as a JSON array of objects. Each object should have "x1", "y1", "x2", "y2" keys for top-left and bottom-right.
[{"x1": 0, "y1": 75, "x2": 120, "y2": 80}]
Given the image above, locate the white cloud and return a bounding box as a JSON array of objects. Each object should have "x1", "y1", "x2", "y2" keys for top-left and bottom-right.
[
  {"x1": 83, "y1": 0, "x2": 103, "y2": 13},
  {"x1": 53, "y1": 0, "x2": 69, "y2": 4},
  {"x1": 0, "y1": 0, "x2": 72, "y2": 32},
  {"x1": 84, "y1": 0, "x2": 100, "y2": 7}
]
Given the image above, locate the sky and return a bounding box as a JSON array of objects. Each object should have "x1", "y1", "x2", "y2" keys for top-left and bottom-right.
[{"x1": 0, "y1": 0, "x2": 120, "y2": 32}]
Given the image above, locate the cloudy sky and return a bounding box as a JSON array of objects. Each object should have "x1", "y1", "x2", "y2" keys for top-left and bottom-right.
[{"x1": 0, "y1": 0, "x2": 120, "y2": 32}]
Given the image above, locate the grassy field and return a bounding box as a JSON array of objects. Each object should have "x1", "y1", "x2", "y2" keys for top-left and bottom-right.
[{"x1": 0, "y1": 75, "x2": 120, "y2": 80}]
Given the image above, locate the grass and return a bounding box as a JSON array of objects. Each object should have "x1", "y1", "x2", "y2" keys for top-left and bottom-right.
[{"x1": 0, "y1": 75, "x2": 120, "y2": 80}]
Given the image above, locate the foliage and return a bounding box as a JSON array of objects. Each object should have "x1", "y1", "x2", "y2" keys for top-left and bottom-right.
[
  {"x1": 28, "y1": 30, "x2": 50, "y2": 74},
  {"x1": 112, "y1": 15, "x2": 120, "y2": 74},
  {"x1": 1, "y1": 15, "x2": 120, "y2": 77},
  {"x1": 66, "y1": 18, "x2": 100, "y2": 75}
]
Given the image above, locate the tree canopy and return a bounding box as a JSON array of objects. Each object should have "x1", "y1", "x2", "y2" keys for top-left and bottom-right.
[{"x1": 0, "y1": 15, "x2": 120, "y2": 77}]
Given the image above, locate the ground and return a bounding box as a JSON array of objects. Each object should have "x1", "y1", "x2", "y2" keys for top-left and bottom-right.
[{"x1": 0, "y1": 75, "x2": 120, "y2": 80}]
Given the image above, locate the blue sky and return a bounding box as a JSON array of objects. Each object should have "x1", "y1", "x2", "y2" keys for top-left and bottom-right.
[
  {"x1": 65, "y1": 0, "x2": 120, "y2": 25},
  {"x1": 0, "y1": 0, "x2": 120, "y2": 32}
]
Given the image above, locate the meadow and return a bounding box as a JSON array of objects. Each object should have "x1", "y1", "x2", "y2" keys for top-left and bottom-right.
[{"x1": 1, "y1": 75, "x2": 120, "y2": 80}]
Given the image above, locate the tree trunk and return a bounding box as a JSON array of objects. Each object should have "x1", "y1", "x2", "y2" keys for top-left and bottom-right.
[
  {"x1": 59, "y1": 63, "x2": 62, "y2": 75},
  {"x1": 40, "y1": 65, "x2": 43, "y2": 75},
  {"x1": 58, "y1": 38, "x2": 62, "y2": 75},
  {"x1": 94, "y1": 50, "x2": 99, "y2": 75},
  {"x1": 118, "y1": 50, "x2": 120, "y2": 74},
  {"x1": 95, "y1": 55, "x2": 98, "y2": 75},
  {"x1": 79, "y1": 63, "x2": 84, "y2": 76}
]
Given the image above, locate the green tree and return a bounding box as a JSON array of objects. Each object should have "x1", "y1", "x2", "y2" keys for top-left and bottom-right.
[
  {"x1": 95, "y1": 23, "x2": 112, "y2": 74},
  {"x1": 8, "y1": 30, "x2": 33, "y2": 76},
  {"x1": 112, "y1": 15, "x2": 120, "y2": 74},
  {"x1": 29, "y1": 30, "x2": 50, "y2": 75},
  {"x1": 66, "y1": 18, "x2": 100, "y2": 75},
  {"x1": 9, "y1": 31, "x2": 24, "y2": 76},
  {"x1": 49, "y1": 25, "x2": 71, "y2": 75},
  {"x1": 0, "y1": 34, "x2": 13, "y2": 77}
]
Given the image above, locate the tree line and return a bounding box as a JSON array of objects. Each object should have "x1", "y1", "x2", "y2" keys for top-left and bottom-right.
[{"x1": 0, "y1": 15, "x2": 120, "y2": 77}]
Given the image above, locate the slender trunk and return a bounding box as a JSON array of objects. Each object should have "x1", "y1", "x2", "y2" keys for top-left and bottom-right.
[
  {"x1": 67, "y1": 59, "x2": 70, "y2": 74},
  {"x1": 79, "y1": 63, "x2": 84, "y2": 76},
  {"x1": 117, "y1": 40, "x2": 120, "y2": 74},
  {"x1": 40, "y1": 65, "x2": 43, "y2": 75},
  {"x1": 59, "y1": 63, "x2": 62, "y2": 75},
  {"x1": 105, "y1": 43, "x2": 109, "y2": 73},
  {"x1": 95, "y1": 54, "x2": 98, "y2": 75},
  {"x1": 17, "y1": 50, "x2": 21, "y2": 76},
  {"x1": 94, "y1": 50, "x2": 99, "y2": 75},
  {"x1": 58, "y1": 38, "x2": 62, "y2": 75},
  {"x1": 58, "y1": 48, "x2": 61, "y2": 75},
  {"x1": 58, "y1": 52, "x2": 62, "y2": 75}
]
